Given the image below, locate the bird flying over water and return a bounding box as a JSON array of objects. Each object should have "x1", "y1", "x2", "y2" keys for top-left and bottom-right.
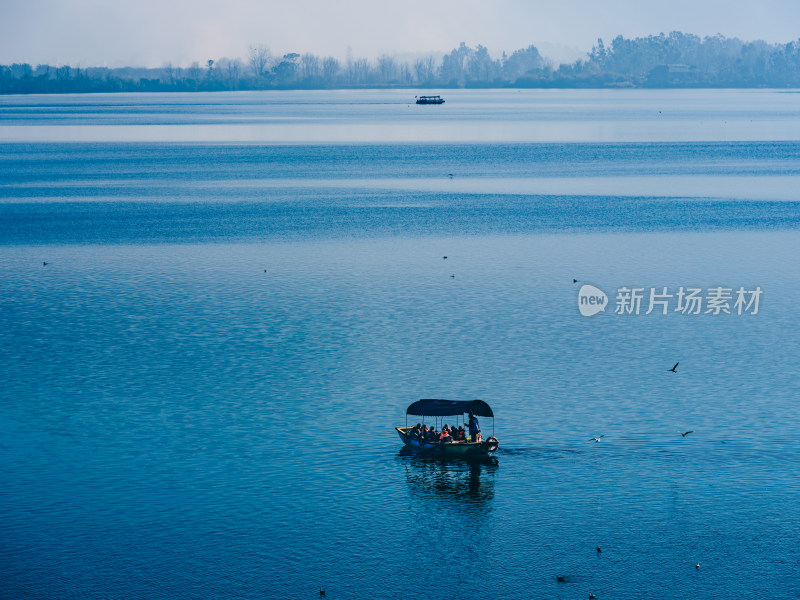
[
  {"x1": 669, "y1": 362, "x2": 679, "y2": 372},
  {"x1": 680, "y1": 431, "x2": 694, "y2": 437},
  {"x1": 589, "y1": 435, "x2": 604, "y2": 442}
]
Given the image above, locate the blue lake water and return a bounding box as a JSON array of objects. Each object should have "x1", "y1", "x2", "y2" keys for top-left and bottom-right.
[{"x1": 1, "y1": 89, "x2": 800, "y2": 599}]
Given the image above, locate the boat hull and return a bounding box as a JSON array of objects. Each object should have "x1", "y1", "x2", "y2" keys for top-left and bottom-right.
[
  {"x1": 396, "y1": 427, "x2": 498, "y2": 456},
  {"x1": 415, "y1": 97, "x2": 445, "y2": 104}
]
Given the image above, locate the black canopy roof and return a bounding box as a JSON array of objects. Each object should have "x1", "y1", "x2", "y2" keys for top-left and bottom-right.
[{"x1": 406, "y1": 399, "x2": 494, "y2": 418}]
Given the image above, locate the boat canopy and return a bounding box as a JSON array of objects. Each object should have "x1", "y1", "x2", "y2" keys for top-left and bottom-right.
[{"x1": 406, "y1": 399, "x2": 494, "y2": 418}]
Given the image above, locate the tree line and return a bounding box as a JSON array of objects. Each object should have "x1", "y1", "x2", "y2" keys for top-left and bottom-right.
[{"x1": 3, "y1": 32, "x2": 800, "y2": 94}]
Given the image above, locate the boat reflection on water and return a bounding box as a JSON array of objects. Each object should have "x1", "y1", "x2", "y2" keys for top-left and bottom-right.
[{"x1": 397, "y1": 447, "x2": 497, "y2": 508}]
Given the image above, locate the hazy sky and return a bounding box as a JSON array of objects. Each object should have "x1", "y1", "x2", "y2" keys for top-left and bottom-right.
[{"x1": 2, "y1": 0, "x2": 800, "y2": 67}]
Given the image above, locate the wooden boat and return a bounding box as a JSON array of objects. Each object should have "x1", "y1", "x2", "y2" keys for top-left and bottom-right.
[
  {"x1": 396, "y1": 399, "x2": 499, "y2": 457},
  {"x1": 415, "y1": 95, "x2": 445, "y2": 104}
]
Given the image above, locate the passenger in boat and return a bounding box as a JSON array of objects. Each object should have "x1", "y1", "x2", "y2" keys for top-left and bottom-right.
[
  {"x1": 468, "y1": 410, "x2": 480, "y2": 443},
  {"x1": 440, "y1": 425, "x2": 452, "y2": 443},
  {"x1": 454, "y1": 426, "x2": 465, "y2": 441},
  {"x1": 426, "y1": 427, "x2": 437, "y2": 442}
]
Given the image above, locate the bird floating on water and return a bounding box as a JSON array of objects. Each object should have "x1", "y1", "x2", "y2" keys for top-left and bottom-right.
[
  {"x1": 596, "y1": 545, "x2": 602, "y2": 553},
  {"x1": 556, "y1": 575, "x2": 566, "y2": 583},
  {"x1": 320, "y1": 589, "x2": 326, "y2": 597},
  {"x1": 443, "y1": 256, "x2": 447, "y2": 259},
  {"x1": 573, "y1": 278, "x2": 578, "y2": 283},
  {"x1": 680, "y1": 431, "x2": 694, "y2": 437},
  {"x1": 589, "y1": 594, "x2": 596, "y2": 599},
  {"x1": 669, "y1": 362, "x2": 679, "y2": 373},
  {"x1": 43, "y1": 261, "x2": 49, "y2": 266},
  {"x1": 589, "y1": 435, "x2": 604, "y2": 443},
  {"x1": 695, "y1": 563, "x2": 700, "y2": 570}
]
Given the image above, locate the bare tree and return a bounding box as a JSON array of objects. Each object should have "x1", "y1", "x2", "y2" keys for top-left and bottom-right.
[
  {"x1": 414, "y1": 56, "x2": 437, "y2": 83},
  {"x1": 226, "y1": 58, "x2": 242, "y2": 86},
  {"x1": 216, "y1": 58, "x2": 243, "y2": 88},
  {"x1": 248, "y1": 45, "x2": 271, "y2": 80},
  {"x1": 187, "y1": 61, "x2": 202, "y2": 81},
  {"x1": 346, "y1": 57, "x2": 373, "y2": 84},
  {"x1": 300, "y1": 53, "x2": 322, "y2": 82},
  {"x1": 377, "y1": 54, "x2": 397, "y2": 82},
  {"x1": 397, "y1": 63, "x2": 413, "y2": 84},
  {"x1": 322, "y1": 56, "x2": 340, "y2": 85},
  {"x1": 162, "y1": 62, "x2": 176, "y2": 85}
]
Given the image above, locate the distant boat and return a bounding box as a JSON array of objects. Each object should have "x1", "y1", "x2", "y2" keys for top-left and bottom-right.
[
  {"x1": 415, "y1": 95, "x2": 445, "y2": 105},
  {"x1": 397, "y1": 399, "x2": 499, "y2": 457}
]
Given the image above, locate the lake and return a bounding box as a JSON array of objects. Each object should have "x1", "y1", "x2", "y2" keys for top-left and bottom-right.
[{"x1": 1, "y1": 89, "x2": 799, "y2": 599}]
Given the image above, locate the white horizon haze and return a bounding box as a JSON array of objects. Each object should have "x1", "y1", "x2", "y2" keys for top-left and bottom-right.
[{"x1": 2, "y1": 0, "x2": 799, "y2": 68}]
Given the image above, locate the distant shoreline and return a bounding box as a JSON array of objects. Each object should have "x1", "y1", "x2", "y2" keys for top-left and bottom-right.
[
  {"x1": 4, "y1": 32, "x2": 800, "y2": 95},
  {"x1": 2, "y1": 83, "x2": 799, "y2": 96}
]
